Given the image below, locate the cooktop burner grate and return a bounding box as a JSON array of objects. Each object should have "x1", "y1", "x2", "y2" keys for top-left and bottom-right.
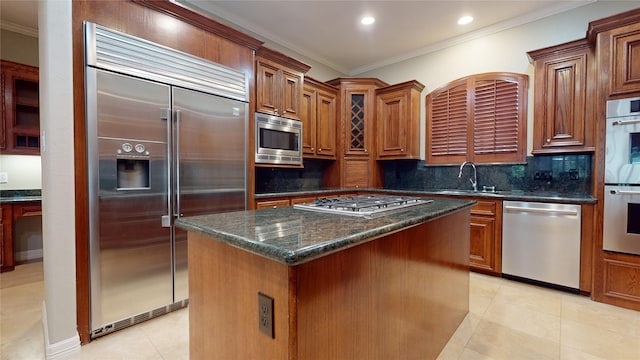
[{"x1": 293, "y1": 195, "x2": 433, "y2": 218}]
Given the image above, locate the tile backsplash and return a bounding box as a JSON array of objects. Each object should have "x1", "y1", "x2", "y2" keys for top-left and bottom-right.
[{"x1": 255, "y1": 155, "x2": 592, "y2": 195}]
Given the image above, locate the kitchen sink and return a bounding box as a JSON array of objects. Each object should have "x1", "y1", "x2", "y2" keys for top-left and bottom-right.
[{"x1": 429, "y1": 189, "x2": 509, "y2": 197}]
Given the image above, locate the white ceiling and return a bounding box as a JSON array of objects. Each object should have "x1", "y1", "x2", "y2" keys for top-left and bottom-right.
[{"x1": 1, "y1": 0, "x2": 596, "y2": 75}]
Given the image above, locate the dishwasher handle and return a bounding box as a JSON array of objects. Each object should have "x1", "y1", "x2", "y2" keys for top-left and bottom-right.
[{"x1": 503, "y1": 205, "x2": 579, "y2": 216}]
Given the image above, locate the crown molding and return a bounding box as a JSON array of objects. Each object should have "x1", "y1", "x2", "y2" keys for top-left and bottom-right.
[{"x1": 0, "y1": 20, "x2": 38, "y2": 38}]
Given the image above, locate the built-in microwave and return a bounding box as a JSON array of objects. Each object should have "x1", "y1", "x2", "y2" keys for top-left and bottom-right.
[{"x1": 255, "y1": 113, "x2": 302, "y2": 165}]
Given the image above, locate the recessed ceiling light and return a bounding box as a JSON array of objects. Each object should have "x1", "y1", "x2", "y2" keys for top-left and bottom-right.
[
  {"x1": 458, "y1": 15, "x2": 473, "y2": 25},
  {"x1": 361, "y1": 16, "x2": 375, "y2": 25}
]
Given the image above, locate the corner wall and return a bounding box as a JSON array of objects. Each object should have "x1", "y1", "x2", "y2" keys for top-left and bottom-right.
[{"x1": 39, "y1": 0, "x2": 80, "y2": 358}]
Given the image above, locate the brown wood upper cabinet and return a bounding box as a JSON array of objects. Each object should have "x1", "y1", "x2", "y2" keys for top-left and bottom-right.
[
  {"x1": 528, "y1": 39, "x2": 595, "y2": 154},
  {"x1": 300, "y1": 77, "x2": 338, "y2": 160},
  {"x1": 325, "y1": 78, "x2": 388, "y2": 189},
  {"x1": 608, "y1": 21, "x2": 640, "y2": 96},
  {"x1": 1, "y1": 60, "x2": 40, "y2": 155},
  {"x1": 255, "y1": 47, "x2": 310, "y2": 121},
  {"x1": 376, "y1": 80, "x2": 425, "y2": 160},
  {"x1": 425, "y1": 72, "x2": 528, "y2": 165}
]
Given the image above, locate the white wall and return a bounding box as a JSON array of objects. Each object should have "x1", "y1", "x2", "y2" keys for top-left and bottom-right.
[
  {"x1": 0, "y1": 28, "x2": 39, "y2": 66},
  {"x1": 39, "y1": 0, "x2": 80, "y2": 357},
  {"x1": 0, "y1": 29, "x2": 42, "y2": 190},
  {"x1": 0, "y1": 155, "x2": 42, "y2": 190},
  {"x1": 357, "y1": 1, "x2": 640, "y2": 158}
]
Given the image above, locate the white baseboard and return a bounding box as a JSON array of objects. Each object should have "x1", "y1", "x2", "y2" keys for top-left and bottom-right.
[
  {"x1": 16, "y1": 249, "x2": 43, "y2": 262},
  {"x1": 42, "y1": 302, "x2": 81, "y2": 360}
]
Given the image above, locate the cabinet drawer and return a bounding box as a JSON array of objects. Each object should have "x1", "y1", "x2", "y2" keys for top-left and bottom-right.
[
  {"x1": 256, "y1": 199, "x2": 291, "y2": 209},
  {"x1": 12, "y1": 203, "x2": 42, "y2": 218},
  {"x1": 290, "y1": 197, "x2": 317, "y2": 205},
  {"x1": 471, "y1": 200, "x2": 497, "y2": 216}
]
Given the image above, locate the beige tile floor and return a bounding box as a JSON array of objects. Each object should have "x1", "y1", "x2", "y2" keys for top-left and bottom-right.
[{"x1": 2, "y1": 261, "x2": 639, "y2": 360}]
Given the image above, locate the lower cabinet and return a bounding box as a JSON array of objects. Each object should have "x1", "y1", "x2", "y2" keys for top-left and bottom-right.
[
  {"x1": 1, "y1": 201, "x2": 42, "y2": 272},
  {"x1": 593, "y1": 254, "x2": 640, "y2": 311},
  {"x1": 255, "y1": 193, "x2": 359, "y2": 209},
  {"x1": 469, "y1": 199, "x2": 502, "y2": 275},
  {"x1": 257, "y1": 193, "x2": 503, "y2": 274}
]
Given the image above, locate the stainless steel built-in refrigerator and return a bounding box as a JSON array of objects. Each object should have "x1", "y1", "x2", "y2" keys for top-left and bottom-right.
[{"x1": 85, "y1": 23, "x2": 248, "y2": 338}]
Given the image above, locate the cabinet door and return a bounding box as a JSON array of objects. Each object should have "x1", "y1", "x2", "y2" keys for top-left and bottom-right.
[
  {"x1": 344, "y1": 89, "x2": 372, "y2": 156},
  {"x1": 377, "y1": 90, "x2": 408, "y2": 158},
  {"x1": 469, "y1": 199, "x2": 501, "y2": 275},
  {"x1": 315, "y1": 89, "x2": 337, "y2": 158},
  {"x1": 532, "y1": 46, "x2": 594, "y2": 153},
  {"x1": 610, "y1": 23, "x2": 640, "y2": 96},
  {"x1": 0, "y1": 205, "x2": 14, "y2": 272},
  {"x1": 256, "y1": 60, "x2": 280, "y2": 116},
  {"x1": 1, "y1": 61, "x2": 40, "y2": 155},
  {"x1": 470, "y1": 215, "x2": 497, "y2": 273},
  {"x1": 343, "y1": 158, "x2": 369, "y2": 188},
  {"x1": 300, "y1": 85, "x2": 317, "y2": 155},
  {"x1": 279, "y1": 69, "x2": 303, "y2": 121}
]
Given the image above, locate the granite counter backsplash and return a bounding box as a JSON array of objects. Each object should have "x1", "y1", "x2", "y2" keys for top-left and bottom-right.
[
  {"x1": 256, "y1": 154, "x2": 592, "y2": 196},
  {"x1": 383, "y1": 155, "x2": 592, "y2": 194},
  {"x1": 0, "y1": 189, "x2": 42, "y2": 198}
]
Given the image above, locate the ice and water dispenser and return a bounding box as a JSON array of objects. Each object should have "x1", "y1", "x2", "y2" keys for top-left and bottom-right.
[{"x1": 116, "y1": 142, "x2": 150, "y2": 190}]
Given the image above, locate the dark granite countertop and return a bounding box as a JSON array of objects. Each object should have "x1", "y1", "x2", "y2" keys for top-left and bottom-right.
[
  {"x1": 254, "y1": 188, "x2": 597, "y2": 204},
  {"x1": 0, "y1": 190, "x2": 42, "y2": 204},
  {"x1": 176, "y1": 198, "x2": 475, "y2": 265}
]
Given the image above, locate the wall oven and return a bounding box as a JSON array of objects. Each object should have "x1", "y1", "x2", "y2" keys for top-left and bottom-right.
[
  {"x1": 603, "y1": 97, "x2": 640, "y2": 255},
  {"x1": 255, "y1": 112, "x2": 302, "y2": 165}
]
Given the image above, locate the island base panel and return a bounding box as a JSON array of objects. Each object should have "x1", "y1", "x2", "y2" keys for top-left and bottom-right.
[{"x1": 188, "y1": 209, "x2": 470, "y2": 359}]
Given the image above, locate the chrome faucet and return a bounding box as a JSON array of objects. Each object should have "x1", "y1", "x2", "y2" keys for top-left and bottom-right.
[{"x1": 458, "y1": 161, "x2": 478, "y2": 192}]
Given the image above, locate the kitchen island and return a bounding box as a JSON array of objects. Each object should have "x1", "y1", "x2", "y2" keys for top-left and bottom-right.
[{"x1": 176, "y1": 197, "x2": 474, "y2": 360}]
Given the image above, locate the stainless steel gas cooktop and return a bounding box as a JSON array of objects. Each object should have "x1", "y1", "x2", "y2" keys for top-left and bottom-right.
[{"x1": 293, "y1": 194, "x2": 433, "y2": 218}]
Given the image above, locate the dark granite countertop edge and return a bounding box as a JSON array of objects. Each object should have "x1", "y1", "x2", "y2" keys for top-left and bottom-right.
[
  {"x1": 0, "y1": 195, "x2": 42, "y2": 204},
  {"x1": 254, "y1": 188, "x2": 597, "y2": 204},
  {"x1": 0, "y1": 190, "x2": 42, "y2": 204},
  {"x1": 176, "y1": 199, "x2": 475, "y2": 266}
]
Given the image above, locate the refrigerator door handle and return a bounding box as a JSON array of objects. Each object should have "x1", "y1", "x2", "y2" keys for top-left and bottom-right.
[
  {"x1": 175, "y1": 109, "x2": 182, "y2": 219},
  {"x1": 161, "y1": 108, "x2": 172, "y2": 228}
]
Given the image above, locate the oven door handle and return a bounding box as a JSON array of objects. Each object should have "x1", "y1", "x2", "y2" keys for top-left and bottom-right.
[
  {"x1": 610, "y1": 189, "x2": 640, "y2": 195},
  {"x1": 612, "y1": 118, "x2": 640, "y2": 126}
]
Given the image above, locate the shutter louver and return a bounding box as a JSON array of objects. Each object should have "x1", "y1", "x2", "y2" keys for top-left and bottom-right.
[
  {"x1": 429, "y1": 84, "x2": 468, "y2": 157},
  {"x1": 474, "y1": 79, "x2": 520, "y2": 155}
]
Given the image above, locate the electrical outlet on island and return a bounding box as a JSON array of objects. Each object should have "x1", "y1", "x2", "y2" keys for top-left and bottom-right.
[
  {"x1": 0, "y1": 172, "x2": 8, "y2": 184},
  {"x1": 258, "y1": 292, "x2": 274, "y2": 338}
]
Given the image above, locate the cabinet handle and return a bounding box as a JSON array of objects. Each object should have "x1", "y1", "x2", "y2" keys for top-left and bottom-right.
[
  {"x1": 318, "y1": 148, "x2": 322, "y2": 151},
  {"x1": 401, "y1": 148, "x2": 404, "y2": 152},
  {"x1": 311, "y1": 147, "x2": 315, "y2": 151},
  {"x1": 272, "y1": 205, "x2": 278, "y2": 209},
  {"x1": 546, "y1": 138, "x2": 551, "y2": 143}
]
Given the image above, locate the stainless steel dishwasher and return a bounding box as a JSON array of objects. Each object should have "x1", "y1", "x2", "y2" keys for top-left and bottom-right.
[{"x1": 502, "y1": 201, "x2": 581, "y2": 292}]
